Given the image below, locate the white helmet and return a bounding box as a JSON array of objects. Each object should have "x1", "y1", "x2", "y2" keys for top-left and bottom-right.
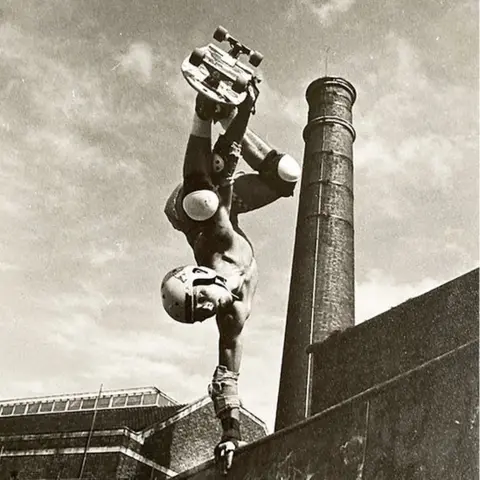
[{"x1": 160, "y1": 265, "x2": 229, "y2": 324}]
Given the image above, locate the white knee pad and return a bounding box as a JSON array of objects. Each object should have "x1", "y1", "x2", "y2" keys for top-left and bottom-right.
[
  {"x1": 277, "y1": 154, "x2": 301, "y2": 182},
  {"x1": 182, "y1": 190, "x2": 219, "y2": 221}
]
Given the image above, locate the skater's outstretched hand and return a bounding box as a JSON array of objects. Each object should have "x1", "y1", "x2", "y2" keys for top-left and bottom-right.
[
  {"x1": 214, "y1": 439, "x2": 246, "y2": 475},
  {"x1": 238, "y1": 81, "x2": 259, "y2": 114}
]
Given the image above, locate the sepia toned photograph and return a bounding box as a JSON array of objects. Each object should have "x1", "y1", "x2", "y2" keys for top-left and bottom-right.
[{"x1": 0, "y1": 0, "x2": 478, "y2": 478}]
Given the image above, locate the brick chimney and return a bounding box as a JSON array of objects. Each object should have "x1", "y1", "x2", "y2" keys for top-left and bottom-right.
[{"x1": 275, "y1": 77, "x2": 357, "y2": 431}]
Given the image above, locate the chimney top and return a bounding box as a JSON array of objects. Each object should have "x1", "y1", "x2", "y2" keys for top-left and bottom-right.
[{"x1": 306, "y1": 77, "x2": 357, "y2": 105}]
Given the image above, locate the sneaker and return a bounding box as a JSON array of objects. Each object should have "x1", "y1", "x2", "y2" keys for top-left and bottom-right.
[
  {"x1": 213, "y1": 103, "x2": 236, "y2": 123},
  {"x1": 195, "y1": 94, "x2": 236, "y2": 122},
  {"x1": 195, "y1": 94, "x2": 217, "y2": 121}
]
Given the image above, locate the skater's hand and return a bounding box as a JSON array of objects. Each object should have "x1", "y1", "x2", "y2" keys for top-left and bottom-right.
[
  {"x1": 239, "y1": 82, "x2": 259, "y2": 113},
  {"x1": 214, "y1": 439, "x2": 246, "y2": 475}
]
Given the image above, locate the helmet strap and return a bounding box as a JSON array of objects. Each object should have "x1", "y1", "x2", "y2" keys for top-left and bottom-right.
[{"x1": 186, "y1": 274, "x2": 238, "y2": 322}]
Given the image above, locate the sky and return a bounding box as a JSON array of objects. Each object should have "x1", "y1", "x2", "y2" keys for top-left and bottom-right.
[{"x1": 0, "y1": 0, "x2": 478, "y2": 431}]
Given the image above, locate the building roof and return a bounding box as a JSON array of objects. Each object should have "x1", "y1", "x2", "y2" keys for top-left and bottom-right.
[
  {"x1": 0, "y1": 386, "x2": 185, "y2": 435},
  {"x1": 0, "y1": 386, "x2": 177, "y2": 415}
]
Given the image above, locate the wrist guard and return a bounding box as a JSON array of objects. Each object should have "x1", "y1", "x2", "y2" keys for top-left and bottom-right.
[
  {"x1": 208, "y1": 365, "x2": 241, "y2": 417},
  {"x1": 221, "y1": 417, "x2": 242, "y2": 442}
]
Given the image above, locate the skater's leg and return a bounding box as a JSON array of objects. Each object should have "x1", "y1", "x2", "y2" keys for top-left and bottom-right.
[
  {"x1": 231, "y1": 173, "x2": 280, "y2": 215},
  {"x1": 181, "y1": 111, "x2": 220, "y2": 222},
  {"x1": 183, "y1": 113, "x2": 212, "y2": 180},
  {"x1": 164, "y1": 183, "x2": 204, "y2": 248},
  {"x1": 218, "y1": 117, "x2": 301, "y2": 198}
]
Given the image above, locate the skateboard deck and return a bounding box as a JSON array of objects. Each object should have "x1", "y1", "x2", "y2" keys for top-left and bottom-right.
[{"x1": 181, "y1": 26, "x2": 263, "y2": 106}]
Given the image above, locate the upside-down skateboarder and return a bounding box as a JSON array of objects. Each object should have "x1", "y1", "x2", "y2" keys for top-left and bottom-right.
[{"x1": 161, "y1": 86, "x2": 300, "y2": 474}]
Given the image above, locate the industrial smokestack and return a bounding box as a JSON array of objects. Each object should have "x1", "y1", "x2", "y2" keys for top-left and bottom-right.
[{"x1": 275, "y1": 77, "x2": 356, "y2": 431}]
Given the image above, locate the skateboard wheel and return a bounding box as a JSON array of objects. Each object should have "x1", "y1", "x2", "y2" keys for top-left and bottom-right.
[
  {"x1": 232, "y1": 75, "x2": 248, "y2": 93},
  {"x1": 213, "y1": 26, "x2": 228, "y2": 42},
  {"x1": 249, "y1": 51, "x2": 263, "y2": 67},
  {"x1": 189, "y1": 48, "x2": 205, "y2": 67}
]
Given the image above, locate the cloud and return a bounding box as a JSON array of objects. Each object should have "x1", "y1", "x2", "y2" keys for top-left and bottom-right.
[
  {"x1": 351, "y1": 31, "x2": 476, "y2": 240},
  {"x1": 114, "y1": 42, "x2": 153, "y2": 84},
  {"x1": 289, "y1": 0, "x2": 357, "y2": 25},
  {"x1": 236, "y1": 312, "x2": 286, "y2": 431},
  {"x1": 0, "y1": 261, "x2": 21, "y2": 272},
  {"x1": 356, "y1": 270, "x2": 442, "y2": 324},
  {"x1": 0, "y1": 0, "x2": 476, "y2": 436}
]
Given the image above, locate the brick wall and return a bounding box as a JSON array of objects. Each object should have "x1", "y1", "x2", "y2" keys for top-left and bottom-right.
[
  {"x1": 142, "y1": 400, "x2": 266, "y2": 473},
  {"x1": 0, "y1": 395, "x2": 266, "y2": 478},
  {"x1": 0, "y1": 452, "x2": 119, "y2": 480},
  {"x1": 0, "y1": 432, "x2": 142, "y2": 453}
]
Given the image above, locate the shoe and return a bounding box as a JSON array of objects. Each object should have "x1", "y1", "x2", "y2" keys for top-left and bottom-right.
[
  {"x1": 195, "y1": 94, "x2": 217, "y2": 121},
  {"x1": 213, "y1": 103, "x2": 236, "y2": 123},
  {"x1": 195, "y1": 94, "x2": 235, "y2": 122}
]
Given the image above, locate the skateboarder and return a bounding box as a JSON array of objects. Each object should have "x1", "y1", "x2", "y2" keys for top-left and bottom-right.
[{"x1": 161, "y1": 86, "x2": 300, "y2": 473}]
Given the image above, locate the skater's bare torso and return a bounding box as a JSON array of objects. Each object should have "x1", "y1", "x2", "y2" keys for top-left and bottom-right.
[{"x1": 193, "y1": 213, "x2": 258, "y2": 319}]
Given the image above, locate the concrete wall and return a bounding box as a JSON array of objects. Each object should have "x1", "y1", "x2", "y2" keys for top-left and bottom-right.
[
  {"x1": 174, "y1": 269, "x2": 479, "y2": 479},
  {"x1": 308, "y1": 268, "x2": 478, "y2": 415}
]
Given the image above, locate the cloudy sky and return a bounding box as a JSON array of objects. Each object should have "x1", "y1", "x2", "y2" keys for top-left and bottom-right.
[{"x1": 0, "y1": 0, "x2": 478, "y2": 430}]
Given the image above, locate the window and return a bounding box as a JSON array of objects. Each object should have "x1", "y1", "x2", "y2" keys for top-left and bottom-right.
[
  {"x1": 53, "y1": 401, "x2": 67, "y2": 412},
  {"x1": 126, "y1": 395, "x2": 142, "y2": 406},
  {"x1": 27, "y1": 403, "x2": 41, "y2": 414},
  {"x1": 39, "y1": 402, "x2": 54, "y2": 413},
  {"x1": 157, "y1": 395, "x2": 174, "y2": 407},
  {"x1": 67, "y1": 399, "x2": 82, "y2": 410},
  {"x1": 13, "y1": 404, "x2": 27, "y2": 415},
  {"x1": 81, "y1": 398, "x2": 96, "y2": 410},
  {"x1": 142, "y1": 393, "x2": 158, "y2": 406},
  {"x1": 97, "y1": 396, "x2": 111, "y2": 409},
  {"x1": 111, "y1": 395, "x2": 127, "y2": 408},
  {"x1": 1, "y1": 405, "x2": 14, "y2": 416}
]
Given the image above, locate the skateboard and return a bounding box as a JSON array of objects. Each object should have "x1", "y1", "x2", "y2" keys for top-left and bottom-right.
[{"x1": 181, "y1": 26, "x2": 263, "y2": 106}]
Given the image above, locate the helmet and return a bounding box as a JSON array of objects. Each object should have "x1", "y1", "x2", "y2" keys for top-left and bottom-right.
[{"x1": 160, "y1": 265, "x2": 228, "y2": 324}]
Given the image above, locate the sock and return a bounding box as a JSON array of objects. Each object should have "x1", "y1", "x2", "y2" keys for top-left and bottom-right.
[{"x1": 191, "y1": 113, "x2": 212, "y2": 138}]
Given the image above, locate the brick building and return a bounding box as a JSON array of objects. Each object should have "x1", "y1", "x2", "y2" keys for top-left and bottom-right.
[{"x1": 0, "y1": 387, "x2": 267, "y2": 479}]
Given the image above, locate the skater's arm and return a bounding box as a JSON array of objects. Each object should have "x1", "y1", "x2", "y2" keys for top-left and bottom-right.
[
  {"x1": 217, "y1": 182, "x2": 234, "y2": 214},
  {"x1": 213, "y1": 304, "x2": 250, "y2": 474},
  {"x1": 216, "y1": 305, "x2": 249, "y2": 373}
]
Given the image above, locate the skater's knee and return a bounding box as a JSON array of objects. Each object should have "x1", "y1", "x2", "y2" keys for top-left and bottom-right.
[
  {"x1": 277, "y1": 154, "x2": 301, "y2": 182},
  {"x1": 182, "y1": 189, "x2": 219, "y2": 221},
  {"x1": 182, "y1": 173, "x2": 218, "y2": 221},
  {"x1": 258, "y1": 151, "x2": 301, "y2": 197}
]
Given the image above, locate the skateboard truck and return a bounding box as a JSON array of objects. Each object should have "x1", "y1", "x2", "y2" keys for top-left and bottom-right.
[{"x1": 213, "y1": 26, "x2": 264, "y2": 67}]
